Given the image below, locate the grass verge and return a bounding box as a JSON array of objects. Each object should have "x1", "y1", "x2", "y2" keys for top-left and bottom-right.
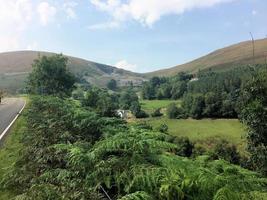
[{"x1": 0, "y1": 105, "x2": 27, "y2": 199}]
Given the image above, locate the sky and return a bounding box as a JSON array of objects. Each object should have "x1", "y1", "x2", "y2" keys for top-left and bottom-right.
[{"x1": 0, "y1": 0, "x2": 266, "y2": 73}]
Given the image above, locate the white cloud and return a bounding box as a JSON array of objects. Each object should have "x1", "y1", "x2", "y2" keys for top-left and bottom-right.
[
  {"x1": 115, "y1": 60, "x2": 137, "y2": 71},
  {"x1": 0, "y1": 0, "x2": 33, "y2": 52},
  {"x1": 252, "y1": 10, "x2": 257, "y2": 16},
  {"x1": 88, "y1": 21, "x2": 120, "y2": 30},
  {"x1": 0, "y1": 0, "x2": 78, "y2": 52},
  {"x1": 63, "y1": 1, "x2": 78, "y2": 19},
  {"x1": 0, "y1": 0, "x2": 33, "y2": 31},
  {"x1": 37, "y1": 1, "x2": 57, "y2": 26},
  {"x1": 90, "y1": 0, "x2": 235, "y2": 27}
]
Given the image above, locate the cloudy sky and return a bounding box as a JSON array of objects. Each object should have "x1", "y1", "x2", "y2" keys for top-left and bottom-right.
[{"x1": 0, "y1": 0, "x2": 266, "y2": 72}]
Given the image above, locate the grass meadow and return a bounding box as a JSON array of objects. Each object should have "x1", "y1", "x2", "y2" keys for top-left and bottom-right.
[
  {"x1": 140, "y1": 99, "x2": 182, "y2": 113},
  {"x1": 139, "y1": 100, "x2": 247, "y2": 152}
]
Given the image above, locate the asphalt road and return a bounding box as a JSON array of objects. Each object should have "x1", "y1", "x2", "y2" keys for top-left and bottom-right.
[{"x1": 0, "y1": 98, "x2": 25, "y2": 140}]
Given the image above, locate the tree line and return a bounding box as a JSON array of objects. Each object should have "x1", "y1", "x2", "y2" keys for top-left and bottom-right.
[{"x1": 142, "y1": 65, "x2": 266, "y2": 119}]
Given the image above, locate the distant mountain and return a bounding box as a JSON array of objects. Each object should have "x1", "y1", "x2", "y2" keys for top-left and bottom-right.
[
  {"x1": 0, "y1": 51, "x2": 145, "y2": 92},
  {"x1": 146, "y1": 38, "x2": 267, "y2": 77}
]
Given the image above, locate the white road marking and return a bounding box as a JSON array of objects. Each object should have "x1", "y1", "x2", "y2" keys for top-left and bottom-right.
[{"x1": 0, "y1": 100, "x2": 26, "y2": 141}]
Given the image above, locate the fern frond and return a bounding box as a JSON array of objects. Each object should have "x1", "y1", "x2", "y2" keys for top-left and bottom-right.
[{"x1": 118, "y1": 191, "x2": 153, "y2": 200}]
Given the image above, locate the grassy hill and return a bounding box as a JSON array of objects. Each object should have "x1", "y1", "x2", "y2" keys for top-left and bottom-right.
[
  {"x1": 0, "y1": 51, "x2": 145, "y2": 92},
  {"x1": 1, "y1": 38, "x2": 267, "y2": 92},
  {"x1": 146, "y1": 38, "x2": 267, "y2": 77}
]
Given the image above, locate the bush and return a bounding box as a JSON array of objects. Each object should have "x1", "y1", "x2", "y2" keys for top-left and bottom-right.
[
  {"x1": 151, "y1": 108, "x2": 163, "y2": 117},
  {"x1": 72, "y1": 88, "x2": 84, "y2": 100},
  {"x1": 134, "y1": 122, "x2": 153, "y2": 130},
  {"x1": 192, "y1": 143, "x2": 207, "y2": 157},
  {"x1": 176, "y1": 107, "x2": 187, "y2": 119},
  {"x1": 135, "y1": 110, "x2": 149, "y2": 118},
  {"x1": 156, "y1": 123, "x2": 168, "y2": 133},
  {"x1": 166, "y1": 103, "x2": 186, "y2": 119},
  {"x1": 170, "y1": 136, "x2": 194, "y2": 157},
  {"x1": 166, "y1": 103, "x2": 179, "y2": 119},
  {"x1": 211, "y1": 139, "x2": 240, "y2": 165}
]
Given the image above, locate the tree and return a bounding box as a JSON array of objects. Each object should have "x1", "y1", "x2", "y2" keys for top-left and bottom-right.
[
  {"x1": 82, "y1": 88, "x2": 119, "y2": 117},
  {"x1": 82, "y1": 88, "x2": 100, "y2": 107},
  {"x1": 190, "y1": 94, "x2": 205, "y2": 119},
  {"x1": 119, "y1": 89, "x2": 138, "y2": 109},
  {"x1": 171, "y1": 81, "x2": 187, "y2": 99},
  {"x1": 27, "y1": 54, "x2": 76, "y2": 96},
  {"x1": 107, "y1": 79, "x2": 117, "y2": 90},
  {"x1": 166, "y1": 103, "x2": 179, "y2": 119},
  {"x1": 204, "y1": 92, "x2": 222, "y2": 117},
  {"x1": 142, "y1": 83, "x2": 156, "y2": 100},
  {"x1": 240, "y1": 71, "x2": 267, "y2": 175}
]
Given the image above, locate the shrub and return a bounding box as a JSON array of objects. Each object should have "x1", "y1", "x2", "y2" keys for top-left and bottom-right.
[
  {"x1": 151, "y1": 108, "x2": 163, "y2": 117},
  {"x1": 134, "y1": 122, "x2": 153, "y2": 130},
  {"x1": 171, "y1": 136, "x2": 194, "y2": 157},
  {"x1": 156, "y1": 123, "x2": 168, "y2": 133},
  {"x1": 211, "y1": 139, "x2": 240, "y2": 164},
  {"x1": 166, "y1": 103, "x2": 179, "y2": 119},
  {"x1": 135, "y1": 110, "x2": 149, "y2": 118},
  {"x1": 192, "y1": 143, "x2": 207, "y2": 157},
  {"x1": 72, "y1": 88, "x2": 84, "y2": 100}
]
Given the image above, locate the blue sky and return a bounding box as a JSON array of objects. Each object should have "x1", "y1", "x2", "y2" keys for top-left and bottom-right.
[{"x1": 0, "y1": 0, "x2": 266, "y2": 72}]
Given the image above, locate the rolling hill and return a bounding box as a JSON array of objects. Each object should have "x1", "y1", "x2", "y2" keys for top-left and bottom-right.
[
  {"x1": 0, "y1": 51, "x2": 145, "y2": 93},
  {"x1": 146, "y1": 38, "x2": 267, "y2": 77},
  {"x1": 1, "y1": 38, "x2": 267, "y2": 92}
]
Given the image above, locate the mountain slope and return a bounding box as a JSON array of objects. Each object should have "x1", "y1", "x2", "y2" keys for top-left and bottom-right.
[
  {"x1": 147, "y1": 38, "x2": 267, "y2": 77},
  {"x1": 0, "y1": 51, "x2": 145, "y2": 92}
]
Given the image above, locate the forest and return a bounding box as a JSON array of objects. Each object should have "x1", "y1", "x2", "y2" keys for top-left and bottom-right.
[{"x1": 0, "y1": 55, "x2": 267, "y2": 200}]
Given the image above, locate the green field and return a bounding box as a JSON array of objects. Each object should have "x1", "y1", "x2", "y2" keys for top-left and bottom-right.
[
  {"x1": 144, "y1": 117, "x2": 246, "y2": 144},
  {"x1": 138, "y1": 100, "x2": 247, "y2": 152},
  {"x1": 0, "y1": 108, "x2": 26, "y2": 199},
  {"x1": 140, "y1": 99, "x2": 181, "y2": 113}
]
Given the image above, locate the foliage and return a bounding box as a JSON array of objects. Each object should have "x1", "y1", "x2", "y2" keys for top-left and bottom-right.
[
  {"x1": 210, "y1": 139, "x2": 241, "y2": 165},
  {"x1": 151, "y1": 108, "x2": 163, "y2": 117},
  {"x1": 27, "y1": 54, "x2": 76, "y2": 96},
  {"x1": 142, "y1": 65, "x2": 267, "y2": 119},
  {"x1": 142, "y1": 72, "x2": 191, "y2": 100},
  {"x1": 239, "y1": 70, "x2": 267, "y2": 175},
  {"x1": 107, "y1": 79, "x2": 117, "y2": 90},
  {"x1": 166, "y1": 103, "x2": 180, "y2": 119},
  {"x1": 2, "y1": 95, "x2": 267, "y2": 200},
  {"x1": 82, "y1": 87, "x2": 119, "y2": 117},
  {"x1": 72, "y1": 86, "x2": 85, "y2": 100},
  {"x1": 156, "y1": 123, "x2": 169, "y2": 133},
  {"x1": 119, "y1": 89, "x2": 139, "y2": 110},
  {"x1": 169, "y1": 137, "x2": 194, "y2": 157},
  {"x1": 135, "y1": 110, "x2": 149, "y2": 119}
]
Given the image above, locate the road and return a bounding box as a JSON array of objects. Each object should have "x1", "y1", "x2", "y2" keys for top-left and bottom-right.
[{"x1": 0, "y1": 98, "x2": 25, "y2": 141}]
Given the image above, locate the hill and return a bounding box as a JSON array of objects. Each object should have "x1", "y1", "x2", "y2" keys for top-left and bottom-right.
[
  {"x1": 0, "y1": 51, "x2": 145, "y2": 92},
  {"x1": 146, "y1": 38, "x2": 267, "y2": 77}
]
